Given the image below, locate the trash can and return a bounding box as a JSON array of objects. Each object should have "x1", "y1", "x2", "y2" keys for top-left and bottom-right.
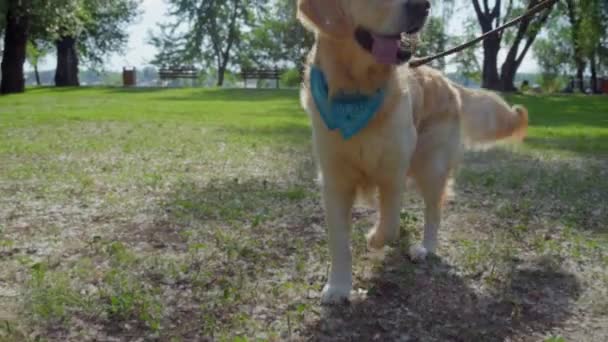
[
  {"x1": 601, "y1": 77, "x2": 608, "y2": 94},
  {"x1": 123, "y1": 67, "x2": 136, "y2": 87}
]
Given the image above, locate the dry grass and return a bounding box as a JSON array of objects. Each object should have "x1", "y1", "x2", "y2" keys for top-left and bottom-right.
[{"x1": 0, "y1": 88, "x2": 606, "y2": 341}]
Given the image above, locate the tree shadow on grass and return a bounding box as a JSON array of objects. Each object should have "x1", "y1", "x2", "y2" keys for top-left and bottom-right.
[
  {"x1": 302, "y1": 251, "x2": 581, "y2": 341},
  {"x1": 457, "y1": 147, "x2": 607, "y2": 233},
  {"x1": 117, "y1": 143, "x2": 600, "y2": 340}
]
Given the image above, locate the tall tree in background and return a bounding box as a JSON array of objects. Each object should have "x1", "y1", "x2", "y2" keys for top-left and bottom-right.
[
  {"x1": 417, "y1": 18, "x2": 450, "y2": 70},
  {"x1": 533, "y1": 17, "x2": 572, "y2": 89},
  {"x1": 471, "y1": 0, "x2": 555, "y2": 91},
  {"x1": 1, "y1": 0, "x2": 30, "y2": 94},
  {"x1": 451, "y1": 19, "x2": 483, "y2": 83},
  {"x1": 576, "y1": 0, "x2": 607, "y2": 93},
  {"x1": 242, "y1": 0, "x2": 313, "y2": 71},
  {"x1": 151, "y1": 0, "x2": 263, "y2": 87},
  {"x1": 26, "y1": 39, "x2": 51, "y2": 86},
  {"x1": 416, "y1": 0, "x2": 455, "y2": 70},
  {"x1": 1, "y1": 0, "x2": 139, "y2": 89},
  {"x1": 535, "y1": 0, "x2": 607, "y2": 92},
  {"x1": 564, "y1": 0, "x2": 587, "y2": 92},
  {"x1": 46, "y1": 0, "x2": 140, "y2": 86}
]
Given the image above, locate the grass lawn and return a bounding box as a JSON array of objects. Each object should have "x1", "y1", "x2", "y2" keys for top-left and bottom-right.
[{"x1": 0, "y1": 87, "x2": 607, "y2": 341}]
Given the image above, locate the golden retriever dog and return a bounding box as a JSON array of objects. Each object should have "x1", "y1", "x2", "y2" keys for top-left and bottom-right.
[{"x1": 297, "y1": 0, "x2": 528, "y2": 304}]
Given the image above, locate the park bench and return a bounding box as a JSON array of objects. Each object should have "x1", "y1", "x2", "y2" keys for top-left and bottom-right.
[
  {"x1": 241, "y1": 68, "x2": 281, "y2": 89},
  {"x1": 158, "y1": 66, "x2": 199, "y2": 81}
]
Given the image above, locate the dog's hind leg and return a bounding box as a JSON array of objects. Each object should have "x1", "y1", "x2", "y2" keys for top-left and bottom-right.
[
  {"x1": 321, "y1": 180, "x2": 356, "y2": 304},
  {"x1": 367, "y1": 181, "x2": 405, "y2": 250}
]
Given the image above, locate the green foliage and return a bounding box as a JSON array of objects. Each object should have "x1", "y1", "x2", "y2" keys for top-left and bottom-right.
[
  {"x1": 417, "y1": 17, "x2": 450, "y2": 70},
  {"x1": 150, "y1": 0, "x2": 265, "y2": 86},
  {"x1": 79, "y1": 0, "x2": 142, "y2": 65},
  {"x1": 534, "y1": 25, "x2": 573, "y2": 77},
  {"x1": 536, "y1": 0, "x2": 608, "y2": 84},
  {"x1": 242, "y1": 0, "x2": 313, "y2": 69},
  {"x1": 451, "y1": 19, "x2": 482, "y2": 82},
  {"x1": 29, "y1": 0, "x2": 141, "y2": 66},
  {"x1": 25, "y1": 39, "x2": 51, "y2": 68},
  {"x1": 536, "y1": 73, "x2": 566, "y2": 93},
  {"x1": 280, "y1": 68, "x2": 301, "y2": 88}
]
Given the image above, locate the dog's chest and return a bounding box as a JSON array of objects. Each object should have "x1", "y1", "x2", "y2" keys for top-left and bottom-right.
[{"x1": 311, "y1": 99, "x2": 414, "y2": 178}]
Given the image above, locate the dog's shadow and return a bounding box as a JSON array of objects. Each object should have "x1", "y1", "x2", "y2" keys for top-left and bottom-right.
[{"x1": 303, "y1": 248, "x2": 581, "y2": 341}]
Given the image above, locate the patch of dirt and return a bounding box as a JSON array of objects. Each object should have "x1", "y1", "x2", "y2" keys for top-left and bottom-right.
[{"x1": 1, "y1": 139, "x2": 606, "y2": 341}]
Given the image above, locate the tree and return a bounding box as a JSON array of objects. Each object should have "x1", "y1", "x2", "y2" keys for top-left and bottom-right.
[
  {"x1": 39, "y1": 0, "x2": 140, "y2": 87},
  {"x1": 150, "y1": 0, "x2": 264, "y2": 87},
  {"x1": 534, "y1": 0, "x2": 607, "y2": 92},
  {"x1": 241, "y1": 0, "x2": 313, "y2": 71},
  {"x1": 471, "y1": 0, "x2": 556, "y2": 91},
  {"x1": 1, "y1": 0, "x2": 30, "y2": 94},
  {"x1": 415, "y1": 0, "x2": 455, "y2": 71},
  {"x1": 534, "y1": 24, "x2": 572, "y2": 84},
  {"x1": 243, "y1": 0, "x2": 453, "y2": 76},
  {"x1": 451, "y1": 19, "x2": 483, "y2": 83},
  {"x1": 417, "y1": 17, "x2": 450, "y2": 70},
  {"x1": 1, "y1": 0, "x2": 139, "y2": 91},
  {"x1": 26, "y1": 40, "x2": 51, "y2": 86},
  {"x1": 577, "y1": 0, "x2": 607, "y2": 93}
]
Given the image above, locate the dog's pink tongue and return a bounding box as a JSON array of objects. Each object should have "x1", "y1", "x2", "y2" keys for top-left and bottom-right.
[{"x1": 371, "y1": 34, "x2": 400, "y2": 65}]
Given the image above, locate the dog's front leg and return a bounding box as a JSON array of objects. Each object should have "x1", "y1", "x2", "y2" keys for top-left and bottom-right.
[{"x1": 321, "y1": 181, "x2": 355, "y2": 304}]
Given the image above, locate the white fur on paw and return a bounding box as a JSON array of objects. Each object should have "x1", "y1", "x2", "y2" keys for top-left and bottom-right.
[
  {"x1": 321, "y1": 283, "x2": 351, "y2": 304},
  {"x1": 409, "y1": 245, "x2": 428, "y2": 262},
  {"x1": 366, "y1": 230, "x2": 385, "y2": 251}
]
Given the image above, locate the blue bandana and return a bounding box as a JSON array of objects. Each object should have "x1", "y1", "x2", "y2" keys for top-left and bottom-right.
[{"x1": 309, "y1": 66, "x2": 386, "y2": 140}]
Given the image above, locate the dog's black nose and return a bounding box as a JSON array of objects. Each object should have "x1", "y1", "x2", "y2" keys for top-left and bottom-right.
[
  {"x1": 405, "y1": 0, "x2": 431, "y2": 16},
  {"x1": 404, "y1": 0, "x2": 430, "y2": 33}
]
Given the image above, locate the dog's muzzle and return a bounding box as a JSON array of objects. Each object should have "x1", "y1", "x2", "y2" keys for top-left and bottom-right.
[
  {"x1": 354, "y1": 29, "x2": 420, "y2": 65},
  {"x1": 354, "y1": 0, "x2": 430, "y2": 65}
]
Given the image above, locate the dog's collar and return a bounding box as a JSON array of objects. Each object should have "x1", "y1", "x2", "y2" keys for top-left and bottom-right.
[
  {"x1": 309, "y1": 66, "x2": 385, "y2": 140},
  {"x1": 354, "y1": 28, "x2": 413, "y2": 65}
]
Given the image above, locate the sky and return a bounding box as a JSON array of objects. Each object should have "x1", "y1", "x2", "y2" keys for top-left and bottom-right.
[{"x1": 36, "y1": 0, "x2": 539, "y2": 73}]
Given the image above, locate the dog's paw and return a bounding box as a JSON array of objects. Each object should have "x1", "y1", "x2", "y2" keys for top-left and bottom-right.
[
  {"x1": 321, "y1": 283, "x2": 351, "y2": 305},
  {"x1": 366, "y1": 228, "x2": 386, "y2": 251},
  {"x1": 408, "y1": 244, "x2": 429, "y2": 262}
]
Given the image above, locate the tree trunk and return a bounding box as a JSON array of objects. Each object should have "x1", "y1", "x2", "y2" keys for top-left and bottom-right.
[
  {"x1": 34, "y1": 64, "x2": 41, "y2": 86},
  {"x1": 214, "y1": 0, "x2": 240, "y2": 88},
  {"x1": 0, "y1": 5, "x2": 30, "y2": 95},
  {"x1": 216, "y1": 66, "x2": 225, "y2": 87},
  {"x1": 500, "y1": 0, "x2": 554, "y2": 92},
  {"x1": 481, "y1": 35, "x2": 501, "y2": 90},
  {"x1": 55, "y1": 36, "x2": 80, "y2": 87},
  {"x1": 565, "y1": 0, "x2": 585, "y2": 93},
  {"x1": 590, "y1": 54, "x2": 598, "y2": 94},
  {"x1": 500, "y1": 60, "x2": 518, "y2": 92},
  {"x1": 575, "y1": 62, "x2": 585, "y2": 93}
]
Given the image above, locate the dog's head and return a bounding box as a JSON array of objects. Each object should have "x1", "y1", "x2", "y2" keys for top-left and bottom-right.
[{"x1": 298, "y1": 0, "x2": 430, "y2": 65}]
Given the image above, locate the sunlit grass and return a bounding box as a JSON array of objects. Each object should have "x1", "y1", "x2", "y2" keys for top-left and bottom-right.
[{"x1": 0, "y1": 88, "x2": 606, "y2": 341}]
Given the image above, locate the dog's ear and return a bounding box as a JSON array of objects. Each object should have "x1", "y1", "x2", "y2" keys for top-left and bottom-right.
[{"x1": 297, "y1": 0, "x2": 352, "y2": 38}]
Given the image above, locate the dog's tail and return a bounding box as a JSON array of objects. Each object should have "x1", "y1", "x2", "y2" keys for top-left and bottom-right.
[{"x1": 456, "y1": 85, "x2": 528, "y2": 145}]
